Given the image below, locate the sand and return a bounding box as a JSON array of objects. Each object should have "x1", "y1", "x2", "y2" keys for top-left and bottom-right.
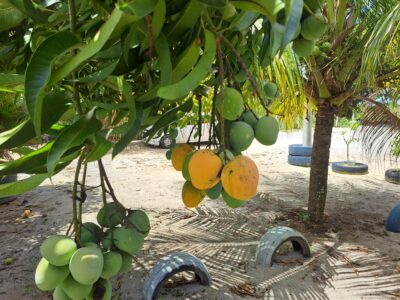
[{"x1": 0, "y1": 129, "x2": 399, "y2": 299}]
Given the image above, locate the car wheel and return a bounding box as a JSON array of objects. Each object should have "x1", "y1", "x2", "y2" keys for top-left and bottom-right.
[{"x1": 159, "y1": 134, "x2": 173, "y2": 149}]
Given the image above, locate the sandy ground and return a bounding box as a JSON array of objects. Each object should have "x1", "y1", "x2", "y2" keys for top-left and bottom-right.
[{"x1": 0, "y1": 129, "x2": 399, "y2": 300}]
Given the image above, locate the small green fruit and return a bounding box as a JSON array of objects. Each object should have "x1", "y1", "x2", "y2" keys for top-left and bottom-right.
[
  {"x1": 113, "y1": 228, "x2": 145, "y2": 255},
  {"x1": 234, "y1": 70, "x2": 246, "y2": 83},
  {"x1": 255, "y1": 116, "x2": 280, "y2": 146},
  {"x1": 242, "y1": 111, "x2": 258, "y2": 128},
  {"x1": 101, "y1": 252, "x2": 122, "y2": 279},
  {"x1": 222, "y1": 190, "x2": 245, "y2": 208},
  {"x1": 216, "y1": 87, "x2": 245, "y2": 121},
  {"x1": 80, "y1": 222, "x2": 102, "y2": 244},
  {"x1": 35, "y1": 258, "x2": 69, "y2": 291},
  {"x1": 69, "y1": 246, "x2": 103, "y2": 285},
  {"x1": 127, "y1": 210, "x2": 151, "y2": 236},
  {"x1": 292, "y1": 37, "x2": 315, "y2": 57},
  {"x1": 320, "y1": 41, "x2": 331, "y2": 53},
  {"x1": 229, "y1": 121, "x2": 254, "y2": 152},
  {"x1": 263, "y1": 82, "x2": 278, "y2": 99},
  {"x1": 119, "y1": 253, "x2": 132, "y2": 273},
  {"x1": 61, "y1": 275, "x2": 92, "y2": 300},
  {"x1": 40, "y1": 235, "x2": 77, "y2": 266},
  {"x1": 206, "y1": 182, "x2": 222, "y2": 199},
  {"x1": 96, "y1": 202, "x2": 125, "y2": 228},
  {"x1": 87, "y1": 278, "x2": 112, "y2": 300},
  {"x1": 169, "y1": 128, "x2": 178, "y2": 139},
  {"x1": 222, "y1": 2, "x2": 236, "y2": 19},
  {"x1": 53, "y1": 286, "x2": 71, "y2": 300},
  {"x1": 101, "y1": 229, "x2": 114, "y2": 251},
  {"x1": 182, "y1": 150, "x2": 195, "y2": 181},
  {"x1": 165, "y1": 150, "x2": 172, "y2": 160},
  {"x1": 301, "y1": 15, "x2": 326, "y2": 40}
]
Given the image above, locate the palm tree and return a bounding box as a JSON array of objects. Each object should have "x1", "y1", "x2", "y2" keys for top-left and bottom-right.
[{"x1": 270, "y1": 0, "x2": 400, "y2": 222}]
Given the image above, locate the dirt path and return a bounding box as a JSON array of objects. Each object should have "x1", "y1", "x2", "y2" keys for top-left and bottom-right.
[{"x1": 0, "y1": 130, "x2": 399, "y2": 299}]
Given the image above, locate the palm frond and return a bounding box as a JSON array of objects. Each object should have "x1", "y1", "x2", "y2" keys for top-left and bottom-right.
[{"x1": 358, "y1": 96, "x2": 400, "y2": 160}]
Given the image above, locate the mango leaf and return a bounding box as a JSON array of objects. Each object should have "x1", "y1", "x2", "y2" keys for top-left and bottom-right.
[
  {"x1": 155, "y1": 34, "x2": 172, "y2": 86},
  {"x1": 0, "y1": 90, "x2": 71, "y2": 150},
  {"x1": 50, "y1": 8, "x2": 126, "y2": 85},
  {"x1": 269, "y1": 22, "x2": 285, "y2": 58},
  {"x1": 112, "y1": 80, "x2": 142, "y2": 157},
  {"x1": 8, "y1": 0, "x2": 49, "y2": 23},
  {"x1": 229, "y1": 11, "x2": 259, "y2": 31},
  {"x1": 197, "y1": 0, "x2": 228, "y2": 8},
  {"x1": 144, "y1": 98, "x2": 193, "y2": 139},
  {"x1": 0, "y1": 142, "x2": 53, "y2": 176},
  {"x1": 0, "y1": 174, "x2": 48, "y2": 198},
  {"x1": 231, "y1": 0, "x2": 284, "y2": 23},
  {"x1": 0, "y1": 73, "x2": 24, "y2": 92},
  {"x1": 140, "y1": 0, "x2": 166, "y2": 53},
  {"x1": 118, "y1": 0, "x2": 158, "y2": 18},
  {"x1": 281, "y1": 0, "x2": 303, "y2": 50},
  {"x1": 0, "y1": 0, "x2": 26, "y2": 32},
  {"x1": 25, "y1": 32, "x2": 79, "y2": 135},
  {"x1": 47, "y1": 109, "x2": 102, "y2": 175},
  {"x1": 86, "y1": 133, "x2": 113, "y2": 162},
  {"x1": 76, "y1": 60, "x2": 119, "y2": 83}
]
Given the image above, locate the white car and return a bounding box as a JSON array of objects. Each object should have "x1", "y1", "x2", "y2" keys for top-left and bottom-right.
[{"x1": 144, "y1": 123, "x2": 211, "y2": 148}]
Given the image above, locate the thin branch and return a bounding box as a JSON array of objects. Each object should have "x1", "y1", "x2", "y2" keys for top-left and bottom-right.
[
  {"x1": 72, "y1": 153, "x2": 85, "y2": 245},
  {"x1": 98, "y1": 159, "x2": 126, "y2": 210},
  {"x1": 216, "y1": 36, "x2": 226, "y2": 153},
  {"x1": 197, "y1": 95, "x2": 202, "y2": 150},
  {"x1": 145, "y1": 15, "x2": 154, "y2": 59},
  {"x1": 221, "y1": 35, "x2": 281, "y2": 116}
]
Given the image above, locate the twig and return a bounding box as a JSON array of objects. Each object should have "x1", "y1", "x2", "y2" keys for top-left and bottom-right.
[
  {"x1": 145, "y1": 15, "x2": 154, "y2": 59},
  {"x1": 98, "y1": 159, "x2": 126, "y2": 210},
  {"x1": 197, "y1": 95, "x2": 202, "y2": 150},
  {"x1": 216, "y1": 37, "x2": 226, "y2": 154},
  {"x1": 207, "y1": 79, "x2": 218, "y2": 149},
  {"x1": 72, "y1": 153, "x2": 85, "y2": 244},
  {"x1": 221, "y1": 35, "x2": 281, "y2": 117}
]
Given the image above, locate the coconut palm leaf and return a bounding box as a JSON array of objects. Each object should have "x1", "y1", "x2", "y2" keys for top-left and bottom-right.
[{"x1": 358, "y1": 97, "x2": 400, "y2": 159}]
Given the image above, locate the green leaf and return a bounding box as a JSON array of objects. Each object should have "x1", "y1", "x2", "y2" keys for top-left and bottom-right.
[
  {"x1": 155, "y1": 34, "x2": 172, "y2": 86},
  {"x1": 231, "y1": 0, "x2": 284, "y2": 22},
  {"x1": 118, "y1": 0, "x2": 158, "y2": 18},
  {"x1": 269, "y1": 22, "x2": 285, "y2": 58},
  {"x1": 197, "y1": 0, "x2": 228, "y2": 8},
  {"x1": 0, "y1": 90, "x2": 71, "y2": 150},
  {"x1": 0, "y1": 0, "x2": 26, "y2": 32},
  {"x1": 25, "y1": 32, "x2": 79, "y2": 136},
  {"x1": 47, "y1": 109, "x2": 102, "y2": 175},
  {"x1": 0, "y1": 73, "x2": 24, "y2": 92},
  {"x1": 0, "y1": 174, "x2": 48, "y2": 198},
  {"x1": 76, "y1": 60, "x2": 119, "y2": 83},
  {"x1": 140, "y1": 0, "x2": 166, "y2": 53},
  {"x1": 0, "y1": 142, "x2": 53, "y2": 176},
  {"x1": 144, "y1": 98, "x2": 193, "y2": 139},
  {"x1": 112, "y1": 80, "x2": 142, "y2": 157},
  {"x1": 50, "y1": 8, "x2": 126, "y2": 85},
  {"x1": 8, "y1": 0, "x2": 49, "y2": 24},
  {"x1": 229, "y1": 11, "x2": 259, "y2": 31},
  {"x1": 86, "y1": 133, "x2": 113, "y2": 162},
  {"x1": 281, "y1": 0, "x2": 303, "y2": 50}
]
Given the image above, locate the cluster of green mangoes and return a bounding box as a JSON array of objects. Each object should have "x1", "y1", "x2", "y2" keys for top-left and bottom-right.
[
  {"x1": 215, "y1": 86, "x2": 280, "y2": 153},
  {"x1": 291, "y1": 3, "x2": 327, "y2": 58},
  {"x1": 35, "y1": 204, "x2": 150, "y2": 300}
]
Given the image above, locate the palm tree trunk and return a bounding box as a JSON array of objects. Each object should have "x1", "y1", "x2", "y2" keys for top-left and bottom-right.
[{"x1": 308, "y1": 101, "x2": 335, "y2": 222}]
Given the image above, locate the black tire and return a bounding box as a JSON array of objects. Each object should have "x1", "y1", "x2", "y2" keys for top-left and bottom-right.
[
  {"x1": 385, "y1": 169, "x2": 400, "y2": 185},
  {"x1": 288, "y1": 144, "x2": 312, "y2": 156},
  {"x1": 159, "y1": 134, "x2": 173, "y2": 149},
  {"x1": 288, "y1": 155, "x2": 311, "y2": 167},
  {"x1": 0, "y1": 174, "x2": 18, "y2": 204},
  {"x1": 386, "y1": 204, "x2": 400, "y2": 233},
  {"x1": 331, "y1": 161, "x2": 368, "y2": 175}
]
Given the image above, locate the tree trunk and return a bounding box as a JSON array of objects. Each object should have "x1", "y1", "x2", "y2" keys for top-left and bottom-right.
[{"x1": 308, "y1": 101, "x2": 335, "y2": 222}]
